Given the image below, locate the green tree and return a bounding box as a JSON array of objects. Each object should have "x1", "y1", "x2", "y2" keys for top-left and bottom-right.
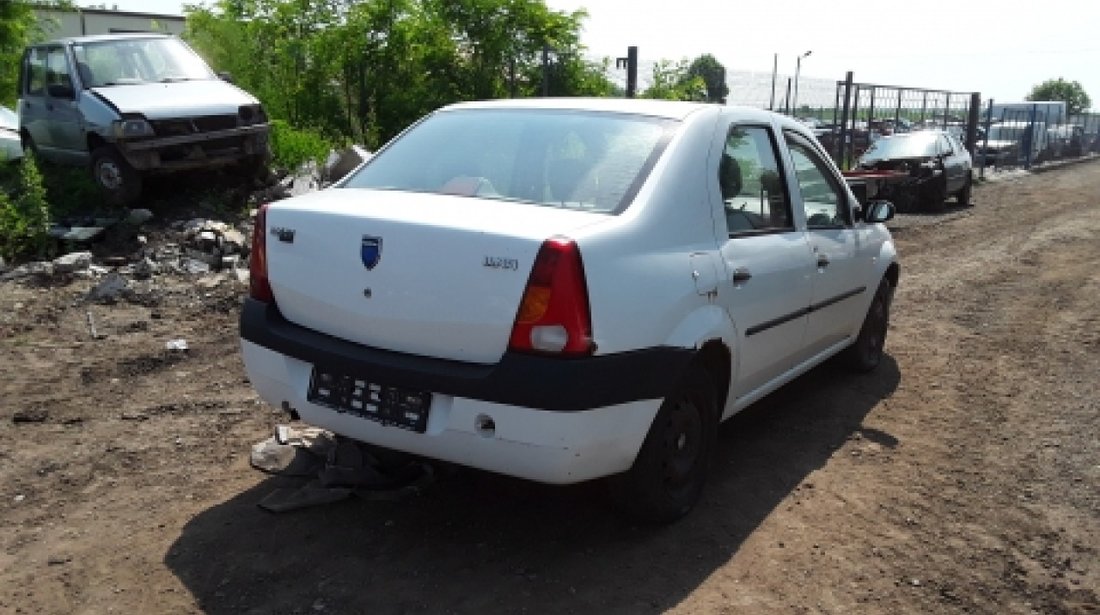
[
  {"x1": 684, "y1": 53, "x2": 728, "y2": 103},
  {"x1": 1026, "y1": 78, "x2": 1092, "y2": 115},
  {"x1": 185, "y1": 0, "x2": 611, "y2": 150},
  {"x1": 642, "y1": 59, "x2": 705, "y2": 101}
]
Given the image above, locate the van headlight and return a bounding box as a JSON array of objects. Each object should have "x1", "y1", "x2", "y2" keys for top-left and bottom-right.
[{"x1": 113, "y1": 118, "x2": 155, "y2": 139}]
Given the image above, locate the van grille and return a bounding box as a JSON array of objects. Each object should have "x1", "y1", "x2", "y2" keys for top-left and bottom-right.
[{"x1": 151, "y1": 115, "x2": 238, "y2": 137}]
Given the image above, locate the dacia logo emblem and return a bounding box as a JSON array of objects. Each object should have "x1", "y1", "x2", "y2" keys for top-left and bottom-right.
[{"x1": 361, "y1": 235, "x2": 382, "y2": 270}]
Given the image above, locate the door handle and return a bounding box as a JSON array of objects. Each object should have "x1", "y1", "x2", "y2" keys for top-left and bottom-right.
[
  {"x1": 731, "y1": 267, "x2": 752, "y2": 284},
  {"x1": 816, "y1": 254, "x2": 830, "y2": 268}
]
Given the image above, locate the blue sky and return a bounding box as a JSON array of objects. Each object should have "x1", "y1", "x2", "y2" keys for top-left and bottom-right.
[{"x1": 99, "y1": 0, "x2": 1100, "y2": 109}]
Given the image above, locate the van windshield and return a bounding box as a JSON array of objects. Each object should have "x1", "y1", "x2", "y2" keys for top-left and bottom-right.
[
  {"x1": 987, "y1": 125, "x2": 1028, "y2": 141},
  {"x1": 71, "y1": 37, "x2": 214, "y2": 87}
]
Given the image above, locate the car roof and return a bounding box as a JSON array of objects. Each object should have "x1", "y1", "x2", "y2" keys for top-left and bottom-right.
[
  {"x1": 443, "y1": 97, "x2": 723, "y2": 121},
  {"x1": 37, "y1": 33, "x2": 172, "y2": 46}
]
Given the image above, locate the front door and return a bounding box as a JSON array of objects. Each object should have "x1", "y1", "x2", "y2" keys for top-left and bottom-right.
[
  {"x1": 43, "y1": 46, "x2": 85, "y2": 164},
  {"x1": 782, "y1": 131, "x2": 866, "y2": 360}
]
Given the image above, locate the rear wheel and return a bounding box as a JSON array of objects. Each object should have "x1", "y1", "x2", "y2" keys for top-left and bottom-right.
[
  {"x1": 845, "y1": 278, "x2": 892, "y2": 372},
  {"x1": 90, "y1": 146, "x2": 142, "y2": 205},
  {"x1": 608, "y1": 367, "x2": 718, "y2": 524}
]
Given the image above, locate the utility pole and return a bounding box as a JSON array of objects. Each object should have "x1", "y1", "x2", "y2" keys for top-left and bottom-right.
[{"x1": 616, "y1": 46, "x2": 638, "y2": 98}]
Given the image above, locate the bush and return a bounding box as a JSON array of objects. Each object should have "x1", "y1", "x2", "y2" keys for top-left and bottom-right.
[
  {"x1": 269, "y1": 120, "x2": 332, "y2": 171},
  {"x1": 0, "y1": 155, "x2": 53, "y2": 260}
]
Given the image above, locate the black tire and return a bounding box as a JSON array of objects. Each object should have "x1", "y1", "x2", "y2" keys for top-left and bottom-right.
[
  {"x1": 957, "y1": 173, "x2": 972, "y2": 206},
  {"x1": 90, "y1": 146, "x2": 142, "y2": 205},
  {"x1": 20, "y1": 132, "x2": 37, "y2": 158},
  {"x1": 608, "y1": 368, "x2": 718, "y2": 524},
  {"x1": 845, "y1": 278, "x2": 892, "y2": 372}
]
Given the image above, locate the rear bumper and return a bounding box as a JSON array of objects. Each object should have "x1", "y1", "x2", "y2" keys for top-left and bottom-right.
[
  {"x1": 241, "y1": 339, "x2": 663, "y2": 483},
  {"x1": 238, "y1": 299, "x2": 693, "y2": 483}
]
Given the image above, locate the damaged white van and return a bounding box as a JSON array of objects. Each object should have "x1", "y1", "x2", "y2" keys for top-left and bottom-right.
[{"x1": 17, "y1": 33, "x2": 270, "y2": 203}]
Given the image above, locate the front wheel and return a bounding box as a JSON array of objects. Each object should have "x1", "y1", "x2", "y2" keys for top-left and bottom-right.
[
  {"x1": 608, "y1": 368, "x2": 718, "y2": 524},
  {"x1": 90, "y1": 146, "x2": 142, "y2": 205},
  {"x1": 957, "y1": 173, "x2": 972, "y2": 206},
  {"x1": 845, "y1": 278, "x2": 893, "y2": 372}
]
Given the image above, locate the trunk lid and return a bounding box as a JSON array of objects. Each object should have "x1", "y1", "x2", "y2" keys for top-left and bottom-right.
[{"x1": 264, "y1": 189, "x2": 609, "y2": 364}]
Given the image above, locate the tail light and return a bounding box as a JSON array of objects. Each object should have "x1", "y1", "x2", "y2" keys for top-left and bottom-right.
[
  {"x1": 508, "y1": 237, "x2": 593, "y2": 356},
  {"x1": 249, "y1": 204, "x2": 274, "y2": 302}
]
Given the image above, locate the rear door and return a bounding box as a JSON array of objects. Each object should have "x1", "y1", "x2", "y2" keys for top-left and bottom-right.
[
  {"x1": 782, "y1": 130, "x2": 867, "y2": 360},
  {"x1": 712, "y1": 122, "x2": 814, "y2": 398}
]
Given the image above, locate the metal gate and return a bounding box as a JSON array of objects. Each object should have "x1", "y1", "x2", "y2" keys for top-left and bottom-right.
[{"x1": 829, "y1": 74, "x2": 981, "y2": 169}]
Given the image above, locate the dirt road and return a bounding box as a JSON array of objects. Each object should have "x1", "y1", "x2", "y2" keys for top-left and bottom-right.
[{"x1": 2, "y1": 162, "x2": 1098, "y2": 614}]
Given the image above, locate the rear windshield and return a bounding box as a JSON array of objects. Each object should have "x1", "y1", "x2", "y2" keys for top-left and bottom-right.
[
  {"x1": 861, "y1": 133, "x2": 937, "y2": 160},
  {"x1": 342, "y1": 109, "x2": 674, "y2": 214}
]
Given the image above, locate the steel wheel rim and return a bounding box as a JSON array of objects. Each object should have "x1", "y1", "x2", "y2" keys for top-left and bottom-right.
[
  {"x1": 96, "y1": 160, "x2": 123, "y2": 191},
  {"x1": 661, "y1": 397, "x2": 703, "y2": 490}
]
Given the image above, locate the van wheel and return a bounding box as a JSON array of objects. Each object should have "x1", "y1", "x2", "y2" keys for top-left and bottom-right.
[
  {"x1": 20, "y1": 132, "x2": 38, "y2": 158},
  {"x1": 90, "y1": 146, "x2": 142, "y2": 205},
  {"x1": 845, "y1": 278, "x2": 892, "y2": 372},
  {"x1": 608, "y1": 368, "x2": 718, "y2": 524}
]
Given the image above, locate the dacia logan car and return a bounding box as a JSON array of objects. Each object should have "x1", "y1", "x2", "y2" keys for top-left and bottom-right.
[
  {"x1": 240, "y1": 99, "x2": 899, "y2": 522},
  {"x1": 17, "y1": 33, "x2": 270, "y2": 203}
]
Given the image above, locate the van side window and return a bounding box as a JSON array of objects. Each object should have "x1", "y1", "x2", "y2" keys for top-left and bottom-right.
[
  {"x1": 719, "y1": 125, "x2": 792, "y2": 235},
  {"x1": 25, "y1": 48, "x2": 48, "y2": 96},
  {"x1": 46, "y1": 47, "x2": 73, "y2": 93}
]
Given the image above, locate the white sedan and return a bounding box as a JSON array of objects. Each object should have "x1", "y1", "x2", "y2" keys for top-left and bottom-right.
[
  {"x1": 239, "y1": 98, "x2": 899, "y2": 522},
  {"x1": 0, "y1": 106, "x2": 21, "y2": 162}
]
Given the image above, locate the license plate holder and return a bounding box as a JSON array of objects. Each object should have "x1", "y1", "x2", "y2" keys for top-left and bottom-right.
[{"x1": 307, "y1": 367, "x2": 431, "y2": 433}]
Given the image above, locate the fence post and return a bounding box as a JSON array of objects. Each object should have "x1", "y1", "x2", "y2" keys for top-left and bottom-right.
[
  {"x1": 625, "y1": 46, "x2": 638, "y2": 98},
  {"x1": 784, "y1": 78, "x2": 792, "y2": 115},
  {"x1": 837, "y1": 71, "x2": 853, "y2": 166},
  {"x1": 850, "y1": 85, "x2": 862, "y2": 166},
  {"x1": 943, "y1": 93, "x2": 951, "y2": 128},
  {"x1": 1024, "y1": 103, "x2": 1037, "y2": 170},
  {"x1": 894, "y1": 88, "x2": 903, "y2": 130},
  {"x1": 966, "y1": 92, "x2": 980, "y2": 156},
  {"x1": 980, "y1": 99, "x2": 993, "y2": 179}
]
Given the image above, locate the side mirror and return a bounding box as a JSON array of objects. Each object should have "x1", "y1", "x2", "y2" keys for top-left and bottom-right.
[
  {"x1": 865, "y1": 200, "x2": 895, "y2": 224},
  {"x1": 218, "y1": 71, "x2": 234, "y2": 84},
  {"x1": 47, "y1": 83, "x2": 75, "y2": 99}
]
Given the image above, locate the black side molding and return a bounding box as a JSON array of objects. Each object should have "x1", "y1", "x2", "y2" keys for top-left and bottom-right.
[
  {"x1": 746, "y1": 286, "x2": 866, "y2": 337},
  {"x1": 239, "y1": 298, "x2": 695, "y2": 412}
]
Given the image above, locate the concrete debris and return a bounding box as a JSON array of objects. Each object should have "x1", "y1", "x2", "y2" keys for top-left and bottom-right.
[
  {"x1": 165, "y1": 339, "x2": 189, "y2": 352},
  {"x1": 0, "y1": 261, "x2": 52, "y2": 281},
  {"x1": 52, "y1": 251, "x2": 93, "y2": 273},
  {"x1": 178, "y1": 258, "x2": 211, "y2": 275},
  {"x1": 322, "y1": 145, "x2": 371, "y2": 185},
  {"x1": 125, "y1": 208, "x2": 154, "y2": 225},
  {"x1": 49, "y1": 226, "x2": 107, "y2": 243},
  {"x1": 85, "y1": 272, "x2": 129, "y2": 304},
  {"x1": 131, "y1": 257, "x2": 158, "y2": 280},
  {"x1": 253, "y1": 428, "x2": 433, "y2": 513}
]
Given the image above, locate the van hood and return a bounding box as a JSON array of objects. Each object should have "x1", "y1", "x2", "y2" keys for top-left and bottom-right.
[{"x1": 89, "y1": 79, "x2": 257, "y2": 119}]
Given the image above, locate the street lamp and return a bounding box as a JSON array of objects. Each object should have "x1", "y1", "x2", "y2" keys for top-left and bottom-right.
[{"x1": 793, "y1": 50, "x2": 812, "y2": 116}]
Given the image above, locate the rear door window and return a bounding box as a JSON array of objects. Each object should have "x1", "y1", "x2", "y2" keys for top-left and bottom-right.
[{"x1": 719, "y1": 125, "x2": 793, "y2": 235}]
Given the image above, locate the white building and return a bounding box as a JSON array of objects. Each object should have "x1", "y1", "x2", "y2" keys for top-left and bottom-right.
[{"x1": 34, "y1": 5, "x2": 186, "y2": 39}]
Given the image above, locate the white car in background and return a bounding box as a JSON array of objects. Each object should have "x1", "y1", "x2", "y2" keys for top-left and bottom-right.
[
  {"x1": 0, "y1": 106, "x2": 22, "y2": 162},
  {"x1": 239, "y1": 98, "x2": 900, "y2": 522}
]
